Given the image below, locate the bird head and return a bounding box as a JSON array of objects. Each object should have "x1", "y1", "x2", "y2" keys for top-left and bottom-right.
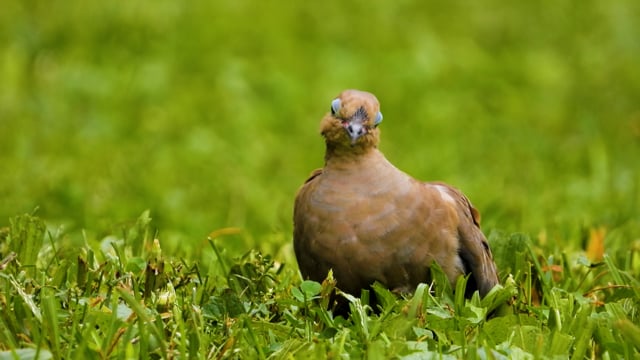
[{"x1": 320, "y1": 89, "x2": 383, "y2": 152}]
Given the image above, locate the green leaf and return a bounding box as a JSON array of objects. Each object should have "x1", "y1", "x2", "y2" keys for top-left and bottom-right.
[
  {"x1": 372, "y1": 282, "x2": 398, "y2": 312},
  {"x1": 126, "y1": 256, "x2": 147, "y2": 273},
  {"x1": 290, "y1": 287, "x2": 304, "y2": 302},
  {"x1": 300, "y1": 280, "x2": 322, "y2": 298},
  {"x1": 461, "y1": 303, "x2": 486, "y2": 325}
]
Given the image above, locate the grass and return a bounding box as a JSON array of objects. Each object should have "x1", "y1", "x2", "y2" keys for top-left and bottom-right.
[
  {"x1": 1, "y1": 0, "x2": 640, "y2": 358},
  {"x1": 0, "y1": 213, "x2": 639, "y2": 358}
]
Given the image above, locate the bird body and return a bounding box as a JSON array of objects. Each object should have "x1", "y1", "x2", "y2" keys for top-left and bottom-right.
[{"x1": 293, "y1": 89, "x2": 498, "y2": 301}]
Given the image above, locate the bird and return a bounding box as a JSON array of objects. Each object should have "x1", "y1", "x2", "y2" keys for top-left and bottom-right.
[{"x1": 293, "y1": 89, "x2": 499, "y2": 308}]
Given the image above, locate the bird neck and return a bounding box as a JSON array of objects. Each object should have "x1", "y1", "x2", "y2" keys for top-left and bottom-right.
[{"x1": 324, "y1": 144, "x2": 382, "y2": 169}]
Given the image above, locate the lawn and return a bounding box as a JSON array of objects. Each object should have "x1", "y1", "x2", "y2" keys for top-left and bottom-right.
[{"x1": 1, "y1": 1, "x2": 639, "y2": 358}]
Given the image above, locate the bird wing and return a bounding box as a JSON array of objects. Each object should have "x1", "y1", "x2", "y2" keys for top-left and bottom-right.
[
  {"x1": 293, "y1": 168, "x2": 325, "y2": 280},
  {"x1": 428, "y1": 182, "x2": 499, "y2": 296}
]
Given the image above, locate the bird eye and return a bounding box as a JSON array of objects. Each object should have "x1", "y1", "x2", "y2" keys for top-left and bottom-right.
[
  {"x1": 331, "y1": 98, "x2": 341, "y2": 116},
  {"x1": 374, "y1": 111, "x2": 383, "y2": 126}
]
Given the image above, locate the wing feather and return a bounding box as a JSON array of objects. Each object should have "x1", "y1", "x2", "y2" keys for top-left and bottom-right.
[{"x1": 429, "y1": 182, "x2": 499, "y2": 296}]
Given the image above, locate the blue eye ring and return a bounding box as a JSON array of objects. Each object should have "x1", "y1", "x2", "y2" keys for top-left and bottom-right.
[
  {"x1": 331, "y1": 98, "x2": 341, "y2": 116},
  {"x1": 374, "y1": 111, "x2": 383, "y2": 126}
]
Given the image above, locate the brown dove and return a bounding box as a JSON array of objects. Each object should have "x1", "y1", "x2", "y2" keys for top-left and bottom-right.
[{"x1": 293, "y1": 89, "x2": 499, "y2": 305}]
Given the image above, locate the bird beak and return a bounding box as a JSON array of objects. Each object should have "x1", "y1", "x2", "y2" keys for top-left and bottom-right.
[{"x1": 344, "y1": 120, "x2": 367, "y2": 145}]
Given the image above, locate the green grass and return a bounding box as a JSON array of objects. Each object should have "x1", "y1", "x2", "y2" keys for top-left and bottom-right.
[
  {"x1": 1, "y1": 0, "x2": 640, "y2": 358},
  {"x1": 1, "y1": 213, "x2": 639, "y2": 358}
]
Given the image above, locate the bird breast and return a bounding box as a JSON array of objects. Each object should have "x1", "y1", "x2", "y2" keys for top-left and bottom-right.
[
  {"x1": 308, "y1": 154, "x2": 447, "y2": 246},
  {"x1": 295, "y1": 151, "x2": 466, "y2": 294}
]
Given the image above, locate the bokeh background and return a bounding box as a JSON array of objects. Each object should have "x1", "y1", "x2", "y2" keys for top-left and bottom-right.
[{"x1": 1, "y1": 0, "x2": 639, "y2": 259}]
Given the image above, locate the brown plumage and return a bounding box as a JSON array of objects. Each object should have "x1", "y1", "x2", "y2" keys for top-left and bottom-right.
[{"x1": 293, "y1": 89, "x2": 499, "y2": 304}]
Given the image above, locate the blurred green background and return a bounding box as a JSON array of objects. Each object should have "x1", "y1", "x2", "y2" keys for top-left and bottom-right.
[{"x1": 1, "y1": 0, "x2": 639, "y2": 259}]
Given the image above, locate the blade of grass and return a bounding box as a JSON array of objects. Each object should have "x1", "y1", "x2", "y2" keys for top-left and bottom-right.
[
  {"x1": 41, "y1": 287, "x2": 61, "y2": 359},
  {"x1": 2, "y1": 273, "x2": 42, "y2": 322},
  {"x1": 117, "y1": 287, "x2": 167, "y2": 358},
  {"x1": 614, "y1": 319, "x2": 640, "y2": 352}
]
